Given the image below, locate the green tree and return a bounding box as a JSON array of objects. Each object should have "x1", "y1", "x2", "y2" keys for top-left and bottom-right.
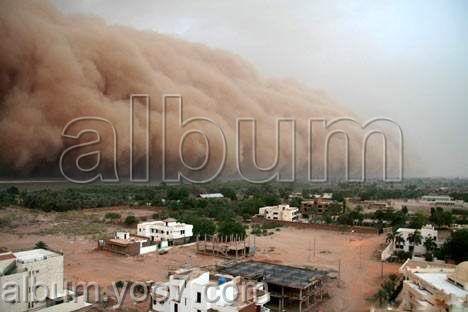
[
  {"x1": 423, "y1": 236, "x2": 437, "y2": 253},
  {"x1": 220, "y1": 187, "x2": 237, "y2": 201},
  {"x1": 408, "y1": 212, "x2": 427, "y2": 229},
  {"x1": 124, "y1": 215, "x2": 138, "y2": 226},
  {"x1": 439, "y1": 229, "x2": 468, "y2": 263},
  {"x1": 217, "y1": 220, "x2": 246, "y2": 240},
  {"x1": 430, "y1": 207, "x2": 453, "y2": 228}
]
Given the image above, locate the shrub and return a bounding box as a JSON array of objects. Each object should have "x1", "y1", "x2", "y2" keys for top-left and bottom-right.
[
  {"x1": 104, "y1": 212, "x2": 121, "y2": 220},
  {"x1": 124, "y1": 215, "x2": 138, "y2": 226}
]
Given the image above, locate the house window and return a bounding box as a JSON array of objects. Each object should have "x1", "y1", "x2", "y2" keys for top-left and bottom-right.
[
  {"x1": 196, "y1": 292, "x2": 202, "y2": 303},
  {"x1": 174, "y1": 303, "x2": 178, "y2": 312},
  {"x1": 181, "y1": 230, "x2": 185, "y2": 235}
]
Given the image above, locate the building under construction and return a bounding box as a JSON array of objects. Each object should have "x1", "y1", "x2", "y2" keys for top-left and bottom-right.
[
  {"x1": 196, "y1": 235, "x2": 256, "y2": 259},
  {"x1": 220, "y1": 261, "x2": 329, "y2": 312}
]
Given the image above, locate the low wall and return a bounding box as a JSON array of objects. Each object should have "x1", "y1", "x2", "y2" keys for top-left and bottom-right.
[
  {"x1": 140, "y1": 245, "x2": 158, "y2": 255},
  {"x1": 252, "y1": 216, "x2": 381, "y2": 234}
]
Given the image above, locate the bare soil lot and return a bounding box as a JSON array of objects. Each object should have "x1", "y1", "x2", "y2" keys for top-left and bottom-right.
[
  {"x1": 253, "y1": 227, "x2": 400, "y2": 312},
  {"x1": 0, "y1": 207, "x2": 398, "y2": 312}
]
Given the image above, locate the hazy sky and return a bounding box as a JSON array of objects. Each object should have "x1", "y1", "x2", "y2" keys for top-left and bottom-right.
[{"x1": 53, "y1": 0, "x2": 468, "y2": 177}]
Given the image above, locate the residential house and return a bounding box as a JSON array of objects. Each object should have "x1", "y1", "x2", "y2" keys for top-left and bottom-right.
[
  {"x1": 151, "y1": 267, "x2": 270, "y2": 312},
  {"x1": 0, "y1": 249, "x2": 90, "y2": 312},
  {"x1": 138, "y1": 219, "x2": 193, "y2": 245},
  {"x1": 394, "y1": 225, "x2": 439, "y2": 256},
  {"x1": 98, "y1": 231, "x2": 168, "y2": 256},
  {"x1": 258, "y1": 204, "x2": 299, "y2": 222},
  {"x1": 301, "y1": 193, "x2": 342, "y2": 216},
  {"x1": 398, "y1": 259, "x2": 468, "y2": 311}
]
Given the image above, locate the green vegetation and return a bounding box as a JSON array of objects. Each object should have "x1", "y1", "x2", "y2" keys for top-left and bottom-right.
[
  {"x1": 217, "y1": 220, "x2": 246, "y2": 239},
  {"x1": 104, "y1": 212, "x2": 121, "y2": 220},
  {"x1": 251, "y1": 223, "x2": 283, "y2": 236},
  {"x1": 370, "y1": 274, "x2": 401, "y2": 307},
  {"x1": 429, "y1": 207, "x2": 453, "y2": 228},
  {"x1": 124, "y1": 215, "x2": 139, "y2": 226},
  {"x1": 437, "y1": 229, "x2": 468, "y2": 263}
]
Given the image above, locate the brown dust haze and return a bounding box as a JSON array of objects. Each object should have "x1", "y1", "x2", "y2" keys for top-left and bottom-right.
[{"x1": 0, "y1": 0, "x2": 402, "y2": 181}]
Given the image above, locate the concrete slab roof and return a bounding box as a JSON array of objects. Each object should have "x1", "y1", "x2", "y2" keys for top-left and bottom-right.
[{"x1": 221, "y1": 261, "x2": 327, "y2": 289}]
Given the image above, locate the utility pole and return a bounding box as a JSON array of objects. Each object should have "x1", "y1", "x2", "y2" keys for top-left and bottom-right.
[
  {"x1": 338, "y1": 259, "x2": 341, "y2": 288},
  {"x1": 314, "y1": 238, "x2": 317, "y2": 257},
  {"x1": 358, "y1": 245, "x2": 362, "y2": 269},
  {"x1": 381, "y1": 260, "x2": 384, "y2": 278}
]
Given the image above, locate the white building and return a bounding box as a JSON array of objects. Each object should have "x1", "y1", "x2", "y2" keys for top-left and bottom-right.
[
  {"x1": 398, "y1": 260, "x2": 468, "y2": 311},
  {"x1": 151, "y1": 268, "x2": 270, "y2": 312},
  {"x1": 199, "y1": 193, "x2": 224, "y2": 199},
  {"x1": 258, "y1": 204, "x2": 300, "y2": 222},
  {"x1": 138, "y1": 219, "x2": 193, "y2": 245},
  {"x1": 0, "y1": 249, "x2": 89, "y2": 312},
  {"x1": 394, "y1": 225, "x2": 439, "y2": 256}
]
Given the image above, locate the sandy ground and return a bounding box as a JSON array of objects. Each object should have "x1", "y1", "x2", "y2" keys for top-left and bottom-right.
[
  {"x1": 253, "y1": 227, "x2": 400, "y2": 312},
  {"x1": 0, "y1": 207, "x2": 399, "y2": 311}
]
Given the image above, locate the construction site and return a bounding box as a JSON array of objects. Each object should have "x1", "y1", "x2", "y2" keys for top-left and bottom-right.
[
  {"x1": 220, "y1": 261, "x2": 330, "y2": 312},
  {"x1": 196, "y1": 235, "x2": 256, "y2": 259}
]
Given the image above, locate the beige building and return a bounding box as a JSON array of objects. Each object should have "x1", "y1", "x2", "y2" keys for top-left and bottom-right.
[
  {"x1": 0, "y1": 249, "x2": 89, "y2": 312},
  {"x1": 391, "y1": 196, "x2": 468, "y2": 215},
  {"x1": 398, "y1": 260, "x2": 468, "y2": 311},
  {"x1": 258, "y1": 204, "x2": 300, "y2": 222}
]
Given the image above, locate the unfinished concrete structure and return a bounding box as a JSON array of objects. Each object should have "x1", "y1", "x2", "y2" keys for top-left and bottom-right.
[
  {"x1": 196, "y1": 235, "x2": 256, "y2": 259},
  {"x1": 220, "y1": 261, "x2": 328, "y2": 312}
]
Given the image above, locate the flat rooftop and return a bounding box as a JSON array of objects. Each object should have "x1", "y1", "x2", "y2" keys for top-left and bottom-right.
[
  {"x1": 14, "y1": 249, "x2": 60, "y2": 263},
  {"x1": 221, "y1": 261, "x2": 327, "y2": 289},
  {"x1": 415, "y1": 272, "x2": 468, "y2": 298}
]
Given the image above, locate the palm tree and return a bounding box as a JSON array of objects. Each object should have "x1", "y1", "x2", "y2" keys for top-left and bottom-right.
[
  {"x1": 395, "y1": 233, "x2": 405, "y2": 248},
  {"x1": 423, "y1": 236, "x2": 437, "y2": 252},
  {"x1": 408, "y1": 230, "x2": 422, "y2": 246}
]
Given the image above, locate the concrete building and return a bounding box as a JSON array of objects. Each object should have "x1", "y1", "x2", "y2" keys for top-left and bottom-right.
[
  {"x1": 151, "y1": 267, "x2": 270, "y2": 312},
  {"x1": 391, "y1": 196, "x2": 468, "y2": 215},
  {"x1": 394, "y1": 225, "x2": 439, "y2": 256},
  {"x1": 98, "y1": 231, "x2": 168, "y2": 256},
  {"x1": 398, "y1": 260, "x2": 468, "y2": 311},
  {"x1": 258, "y1": 204, "x2": 299, "y2": 222},
  {"x1": 0, "y1": 249, "x2": 89, "y2": 312},
  {"x1": 344, "y1": 197, "x2": 392, "y2": 213},
  {"x1": 301, "y1": 193, "x2": 342, "y2": 216},
  {"x1": 199, "y1": 193, "x2": 224, "y2": 199},
  {"x1": 138, "y1": 219, "x2": 193, "y2": 245}
]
